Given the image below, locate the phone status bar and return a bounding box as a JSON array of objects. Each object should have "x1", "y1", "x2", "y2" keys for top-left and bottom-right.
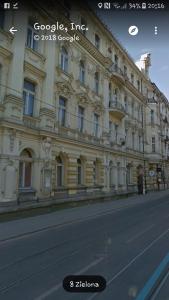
[{"x1": 96, "y1": 2, "x2": 167, "y2": 10}]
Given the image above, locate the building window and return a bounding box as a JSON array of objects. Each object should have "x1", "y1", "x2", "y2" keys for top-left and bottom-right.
[
  {"x1": 81, "y1": 17, "x2": 87, "y2": 35},
  {"x1": 114, "y1": 55, "x2": 118, "y2": 70},
  {"x1": 0, "y1": 11, "x2": 5, "y2": 29},
  {"x1": 94, "y1": 72, "x2": 99, "y2": 95},
  {"x1": 114, "y1": 88, "x2": 118, "y2": 103},
  {"x1": 125, "y1": 128, "x2": 128, "y2": 145},
  {"x1": 78, "y1": 106, "x2": 84, "y2": 132},
  {"x1": 23, "y1": 80, "x2": 35, "y2": 116},
  {"x1": 56, "y1": 156, "x2": 64, "y2": 187},
  {"x1": 132, "y1": 132, "x2": 135, "y2": 149},
  {"x1": 131, "y1": 101, "x2": 134, "y2": 117},
  {"x1": 94, "y1": 113, "x2": 99, "y2": 137},
  {"x1": 115, "y1": 124, "x2": 118, "y2": 142},
  {"x1": 139, "y1": 135, "x2": 142, "y2": 151},
  {"x1": 61, "y1": 46, "x2": 68, "y2": 72},
  {"x1": 109, "y1": 121, "x2": 113, "y2": 134},
  {"x1": 137, "y1": 105, "x2": 140, "y2": 120},
  {"x1": 109, "y1": 82, "x2": 112, "y2": 103},
  {"x1": 152, "y1": 137, "x2": 156, "y2": 153},
  {"x1": 19, "y1": 149, "x2": 32, "y2": 188},
  {"x1": 124, "y1": 65, "x2": 127, "y2": 76},
  {"x1": 124, "y1": 96, "x2": 128, "y2": 112},
  {"x1": 26, "y1": 20, "x2": 38, "y2": 51},
  {"x1": 59, "y1": 96, "x2": 67, "y2": 126},
  {"x1": 79, "y1": 60, "x2": 85, "y2": 84},
  {"x1": 131, "y1": 73, "x2": 134, "y2": 84},
  {"x1": 77, "y1": 158, "x2": 83, "y2": 185},
  {"x1": 151, "y1": 110, "x2": 154, "y2": 124},
  {"x1": 95, "y1": 34, "x2": 100, "y2": 49},
  {"x1": 137, "y1": 80, "x2": 140, "y2": 91},
  {"x1": 63, "y1": 0, "x2": 71, "y2": 18},
  {"x1": 126, "y1": 164, "x2": 132, "y2": 184}
]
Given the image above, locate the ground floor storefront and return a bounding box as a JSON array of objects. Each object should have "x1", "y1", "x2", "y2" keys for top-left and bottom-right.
[{"x1": 0, "y1": 128, "x2": 169, "y2": 205}]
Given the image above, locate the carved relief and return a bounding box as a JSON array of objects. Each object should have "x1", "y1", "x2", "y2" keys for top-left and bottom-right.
[
  {"x1": 77, "y1": 92, "x2": 91, "y2": 106},
  {"x1": 42, "y1": 137, "x2": 52, "y2": 157},
  {"x1": 55, "y1": 81, "x2": 75, "y2": 97},
  {"x1": 9, "y1": 130, "x2": 16, "y2": 152},
  {"x1": 92, "y1": 101, "x2": 105, "y2": 113}
]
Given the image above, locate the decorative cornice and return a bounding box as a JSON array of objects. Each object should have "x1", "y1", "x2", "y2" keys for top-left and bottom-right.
[
  {"x1": 24, "y1": 61, "x2": 46, "y2": 78},
  {"x1": 39, "y1": 107, "x2": 55, "y2": 118},
  {"x1": 0, "y1": 45, "x2": 12, "y2": 59},
  {"x1": 4, "y1": 94, "x2": 23, "y2": 106},
  {"x1": 25, "y1": 47, "x2": 46, "y2": 63}
]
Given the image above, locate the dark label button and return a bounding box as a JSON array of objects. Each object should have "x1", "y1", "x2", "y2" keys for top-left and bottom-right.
[{"x1": 63, "y1": 275, "x2": 106, "y2": 293}]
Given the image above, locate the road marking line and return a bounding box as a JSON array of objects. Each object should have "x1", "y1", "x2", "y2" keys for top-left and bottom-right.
[
  {"x1": 34, "y1": 256, "x2": 104, "y2": 300},
  {"x1": 86, "y1": 227, "x2": 169, "y2": 300},
  {"x1": 126, "y1": 224, "x2": 155, "y2": 243}
]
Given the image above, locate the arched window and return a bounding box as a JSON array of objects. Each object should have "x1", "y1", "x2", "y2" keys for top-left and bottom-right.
[
  {"x1": 19, "y1": 149, "x2": 32, "y2": 188},
  {"x1": 56, "y1": 156, "x2": 64, "y2": 187},
  {"x1": 94, "y1": 72, "x2": 99, "y2": 95},
  {"x1": 61, "y1": 46, "x2": 68, "y2": 72},
  {"x1": 77, "y1": 158, "x2": 83, "y2": 185},
  {"x1": 79, "y1": 60, "x2": 85, "y2": 84}
]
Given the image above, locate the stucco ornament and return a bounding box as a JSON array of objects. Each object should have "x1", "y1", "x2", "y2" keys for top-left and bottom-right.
[{"x1": 42, "y1": 137, "x2": 52, "y2": 157}]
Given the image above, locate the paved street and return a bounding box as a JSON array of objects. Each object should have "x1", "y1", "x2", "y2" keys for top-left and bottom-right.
[{"x1": 0, "y1": 191, "x2": 169, "y2": 300}]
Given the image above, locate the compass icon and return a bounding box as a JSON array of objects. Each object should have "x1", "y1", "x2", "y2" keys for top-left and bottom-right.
[{"x1": 128, "y1": 25, "x2": 139, "y2": 36}]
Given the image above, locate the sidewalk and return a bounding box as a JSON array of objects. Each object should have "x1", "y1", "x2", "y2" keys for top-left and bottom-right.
[{"x1": 0, "y1": 189, "x2": 169, "y2": 243}]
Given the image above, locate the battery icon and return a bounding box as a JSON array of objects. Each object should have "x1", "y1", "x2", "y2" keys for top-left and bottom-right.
[{"x1": 142, "y1": 3, "x2": 147, "y2": 9}]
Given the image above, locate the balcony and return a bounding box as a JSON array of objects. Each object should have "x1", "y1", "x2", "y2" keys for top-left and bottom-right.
[
  {"x1": 110, "y1": 64, "x2": 125, "y2": 84},
  {"x1": 109, "y1": 99, "x2": 125, "y2": 119}
]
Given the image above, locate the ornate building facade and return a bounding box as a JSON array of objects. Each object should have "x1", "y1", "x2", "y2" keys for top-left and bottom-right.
[{"x1": 0, "y1": 1, "x2": 169, "y2": 204}]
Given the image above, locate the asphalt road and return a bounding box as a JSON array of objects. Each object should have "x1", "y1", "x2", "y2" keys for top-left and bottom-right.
[{"x1": 0, "y1": 194, "x2": 169, "y2": 300}]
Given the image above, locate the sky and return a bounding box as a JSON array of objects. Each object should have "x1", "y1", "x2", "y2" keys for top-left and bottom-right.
[{"x1": 96, "y1": 9, "x2": 169, "y2": 99}]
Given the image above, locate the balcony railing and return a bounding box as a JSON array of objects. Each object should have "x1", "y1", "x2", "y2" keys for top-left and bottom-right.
[
  {"x1": 109, "y1": 100, "x2": 125, "y2": 119},
  {"x1": 109, "y1": 64, "x2": 125, "y2": 83}
]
